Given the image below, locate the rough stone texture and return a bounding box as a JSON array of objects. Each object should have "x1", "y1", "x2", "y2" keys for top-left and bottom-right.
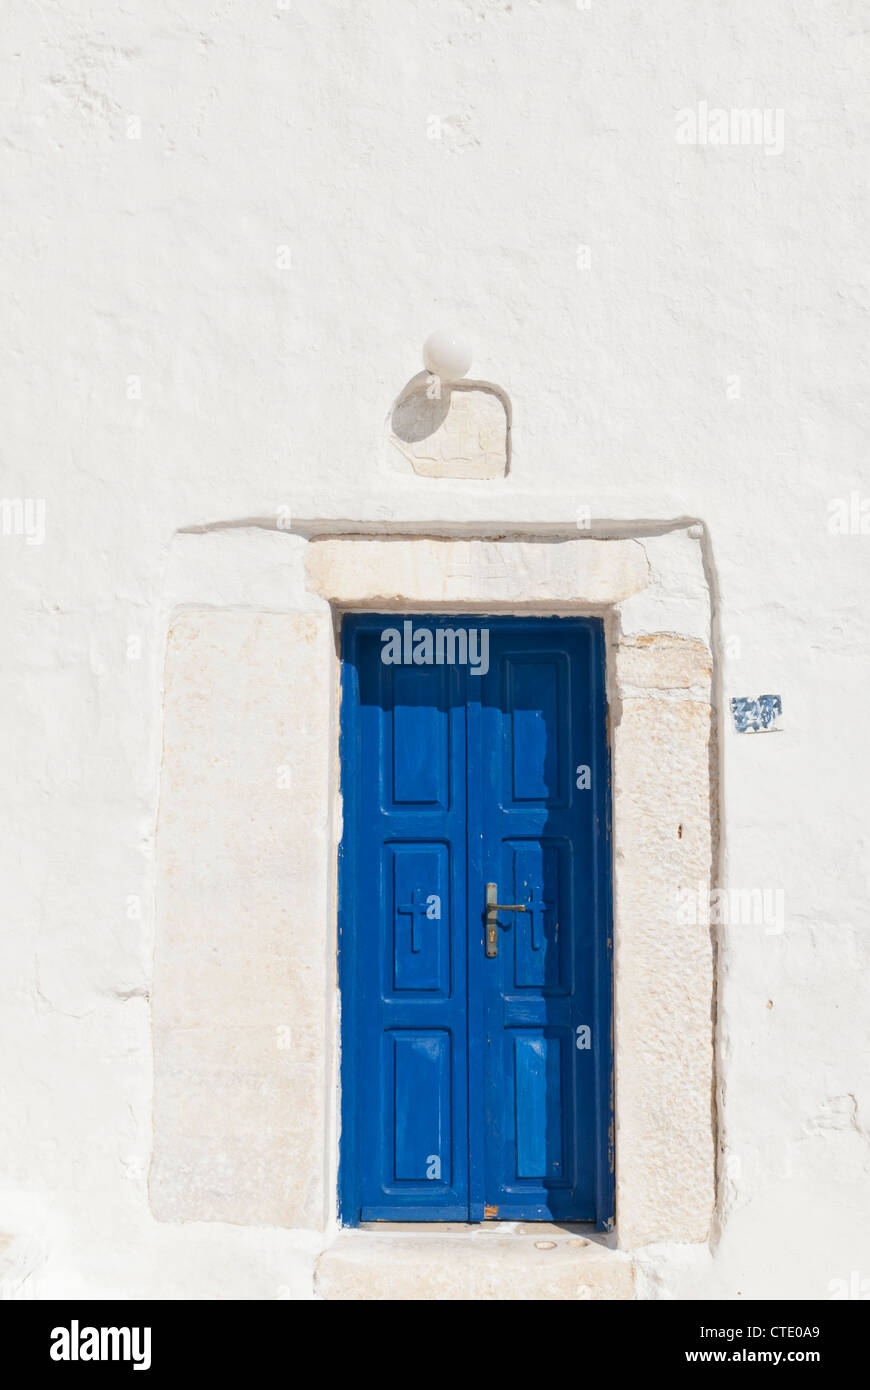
[
  {"x1": 151, "y1": 609, "x2": 332, "y2": 1228},
  {"x1": 306, "y1": 536, "x2": 648, "y2": 606},
  {"x1": 608, "y1": 584, "x2": 718, "y2": 1250},
  {"x1": 389, "y1": 380, "x2": 509, "y2": 478},
  {"x1": 616, "y1": 633, "x2": 713, "y2": 694},
  {"x1": 612, "y1": 690, "x2": 715, "y2": 1247},
  {"x1": 315, "y1": 1233, "x2": 633, "y2": 1301}
]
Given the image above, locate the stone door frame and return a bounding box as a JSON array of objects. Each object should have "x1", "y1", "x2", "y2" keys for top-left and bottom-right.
[
  {"x1": 152, "y1": 522, "x2": 717, "y2": 1261},
  {"x1": 305, "y1": 530, "x2": 716, "y2": 1248}
]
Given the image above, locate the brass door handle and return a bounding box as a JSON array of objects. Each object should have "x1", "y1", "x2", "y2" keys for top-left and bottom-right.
[{"x1": 485, "y1": 881, "x2": 527, "y2": 957}]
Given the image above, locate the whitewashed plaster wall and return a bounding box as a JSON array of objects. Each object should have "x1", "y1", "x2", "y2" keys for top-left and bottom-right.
[{"x1": 1, "y1": 1, "x2": 868, "y2": 1300}]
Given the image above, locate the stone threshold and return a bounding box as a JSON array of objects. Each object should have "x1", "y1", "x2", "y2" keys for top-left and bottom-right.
[{"x1": 314, "y1": 1225, "x2": 634, "y2": 1300}]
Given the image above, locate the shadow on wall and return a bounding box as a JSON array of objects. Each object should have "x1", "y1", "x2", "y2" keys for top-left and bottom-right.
[{"x1": 388, "y1": 372, "x2": 511, "y2": 479}]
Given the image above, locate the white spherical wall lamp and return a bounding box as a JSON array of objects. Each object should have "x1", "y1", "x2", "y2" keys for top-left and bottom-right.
[{"x1": 422, "y1": 329, "x2": 473, "y2": 383}]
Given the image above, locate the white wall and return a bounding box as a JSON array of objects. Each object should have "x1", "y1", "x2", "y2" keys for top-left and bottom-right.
[{"x1": 1, "y1": 0, "x2": 868, "y2": 1299}]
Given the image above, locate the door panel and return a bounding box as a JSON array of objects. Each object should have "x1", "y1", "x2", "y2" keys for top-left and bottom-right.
[
  {"x1": 504, "y1": 654, "x2": 568, "y2": 803},
  {"x1": 507, "y1": 840, "x2": 566, "y2": 990},
  {"x1": 354, "y1": 630, "x2": 468, "y2": 1221},
  {"x1": 390, "y1": 1030, "x2": 452, "y2": 1182},
  {"x1": 388, "y1": 843, "x2": 450, "y2": 994},
  {"x1": 340, "y1": 615, "x2": 612, "y2": 1227},
  {"x1": 472, "y1": 626, "x2": 600, "y2": 1220},
  {"x1": 389, "y1": 663, "x2": 450, "y2": 807}
]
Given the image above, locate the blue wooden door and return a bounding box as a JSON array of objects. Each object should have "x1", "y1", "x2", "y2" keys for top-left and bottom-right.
[{"x1": 339, "y1": 616, "x2": 612, "y2": 1226}]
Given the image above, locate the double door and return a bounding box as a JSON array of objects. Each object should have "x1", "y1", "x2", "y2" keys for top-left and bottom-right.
[{"x1": 339, "y1": 615, "x2": 612, "y2": 1225}]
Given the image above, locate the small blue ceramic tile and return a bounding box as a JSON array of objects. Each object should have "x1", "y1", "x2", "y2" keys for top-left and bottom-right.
[{"x1": 730, "y1": 694, "x2": 783, "y2": 733}]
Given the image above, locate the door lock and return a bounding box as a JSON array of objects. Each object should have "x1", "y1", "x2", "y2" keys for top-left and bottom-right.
[{"x1": 485, "y1": 882, "x2": 527, "y2": 957}]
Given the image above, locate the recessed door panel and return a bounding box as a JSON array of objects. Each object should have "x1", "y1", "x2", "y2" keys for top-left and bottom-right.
[
  {"x1": 505, "y1": 655, "x2": 567, "y2": 804},
  {"x1": 390, "y1": 1030, "x2": 452, "y2": 1185},
  {"x1": 513, "y1": 1032, "x2": 565, "y2": 1181},
  {"x1": 506, "y1": 839, "x2": 567, "y2": 991},
  {"x1": 388, "y1": 843, "x2": 450, "y2": 995},
  {"x1": 388, "y1": 663, "x2": 450, "y2": 808}
]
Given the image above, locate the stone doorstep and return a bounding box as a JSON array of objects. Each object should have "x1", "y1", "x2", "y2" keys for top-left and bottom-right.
[{"x1": 314, "y1": 1227, "x2": 634, "y2": 1301}]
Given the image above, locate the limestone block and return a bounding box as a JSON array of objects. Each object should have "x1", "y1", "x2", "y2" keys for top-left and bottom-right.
[
  {"x1": 389, "y1": 378, "x2": 508, "y2": 478},
  {"x1": 616, "y1": 633, "x2": 713, "y2": 695},
  {"x1": 315, "y1": 1234, "x2": 634, "y2": 1301},
  {"x1": 306, "y1": 536, "x2": 648, "y2": 606},
  {"x1": 151, "y1": 609, "x2": 332, "y2": 1229},
  {"x1": 612, "y1": 693, "x2": 715, "y2": 1246}
]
